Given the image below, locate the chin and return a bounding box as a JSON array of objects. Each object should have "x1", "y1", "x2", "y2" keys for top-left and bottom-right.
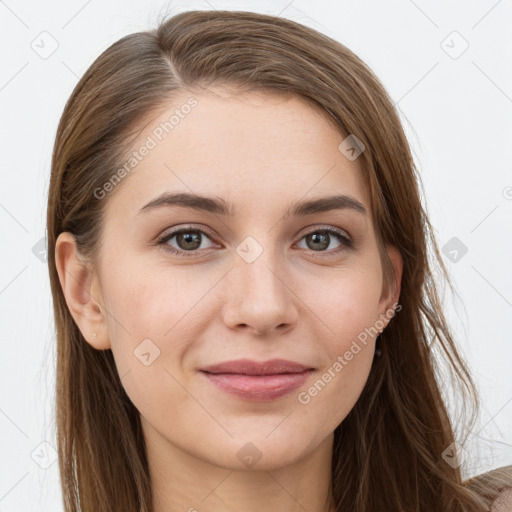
[{"x1": 199, "y1": 433, "x2": 321, "y2": 472}]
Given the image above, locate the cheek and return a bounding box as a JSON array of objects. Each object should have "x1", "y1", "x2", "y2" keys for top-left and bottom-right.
[
  {"x1": 104, "y1": 259, "x2": 206, "y2": 341},
  {"x1": 313, "y1": 264, "x2": 384, "y2": 347},
  {"x1": 99, "y1": 258, "x2": 216, "y2": 387},
  {"x1": 304, "y1": 266, "x2": 382, "y2": 401},
  {"x1": 100, "y1": 266, "x2": 198, "y2": 428}
]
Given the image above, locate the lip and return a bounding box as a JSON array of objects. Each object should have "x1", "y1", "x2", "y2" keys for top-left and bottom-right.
[{"x1": 199, "y1": 359, "x2": 315, "y2": 402}]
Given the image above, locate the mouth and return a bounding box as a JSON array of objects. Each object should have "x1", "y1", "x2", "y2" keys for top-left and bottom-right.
[{"x1": 199, "y1": 359, "x2": 315, "y2": 402}]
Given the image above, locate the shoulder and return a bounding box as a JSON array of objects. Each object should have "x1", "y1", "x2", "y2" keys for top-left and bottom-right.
[{"x1": 463, "y1": 465, "x2": 512, "y2": 511}]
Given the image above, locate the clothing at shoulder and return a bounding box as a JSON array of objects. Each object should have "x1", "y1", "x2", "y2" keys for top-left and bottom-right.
[{"x1": 464, "y1": 465, "x2": 512, "y2": 511}]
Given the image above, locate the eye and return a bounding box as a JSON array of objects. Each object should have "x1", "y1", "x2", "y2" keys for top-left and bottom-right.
[
  {"x1": 156, "y1": 225, "x2": 217, "y2": 255},
  {"x1": 155, "y1": 224, "x2": 353, "y2": 257},
  {"x1": 295, "y1": 226, "x2": 352, "y2": 255}
]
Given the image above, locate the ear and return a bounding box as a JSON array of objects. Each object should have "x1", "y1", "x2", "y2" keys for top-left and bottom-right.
[
  {"x1": 378, "y1": 244, "x2": 403, "y2": 328},
  {"x1": 55, "y1": 232, "x2": 110, "y2": 350}
]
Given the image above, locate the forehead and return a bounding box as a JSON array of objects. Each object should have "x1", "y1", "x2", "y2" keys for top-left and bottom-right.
[{"x1": 102, "y1": 86, "x2": 370, "y2": 221}]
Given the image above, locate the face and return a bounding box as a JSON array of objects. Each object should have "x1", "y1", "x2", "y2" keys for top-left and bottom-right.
[{"x1": 58, "y1": 86, "x2": 402, "y2": 472}]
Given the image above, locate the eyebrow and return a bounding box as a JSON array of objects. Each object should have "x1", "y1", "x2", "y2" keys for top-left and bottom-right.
[{"x1": 136, "y1": 192, "x2": 367, "y2": 218}]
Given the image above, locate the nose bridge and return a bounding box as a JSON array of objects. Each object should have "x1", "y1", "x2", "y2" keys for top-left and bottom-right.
[
  {"x1": 239, "y1": 247, "x2": 283, "y2": 299},
  {"x1": 222, "y1": 237, "x2": 297, "y2": 334}
]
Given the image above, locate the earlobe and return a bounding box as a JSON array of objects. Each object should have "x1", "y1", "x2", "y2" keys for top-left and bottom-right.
[{"x1": 55, "y1": 232, "x2": 110, "y2": 350}]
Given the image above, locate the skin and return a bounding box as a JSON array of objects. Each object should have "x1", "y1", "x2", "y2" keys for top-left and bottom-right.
[{"x1": 56, "y1": 86, "x2": 403, "y2": 512}]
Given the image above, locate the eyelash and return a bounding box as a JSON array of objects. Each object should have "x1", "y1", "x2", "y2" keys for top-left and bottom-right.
[{"x1": 154, "y1": 224, "x2": 353, "y2": 258}]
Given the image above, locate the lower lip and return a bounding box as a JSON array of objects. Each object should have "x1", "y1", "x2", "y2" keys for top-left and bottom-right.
[{"x1": 201, "y1": 370, "x2": 314, "y2": 402}]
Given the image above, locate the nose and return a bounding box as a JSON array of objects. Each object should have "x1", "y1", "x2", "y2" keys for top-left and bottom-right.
[{"x1": 221, "y1": 251, "x2": 299, "y2": 336}]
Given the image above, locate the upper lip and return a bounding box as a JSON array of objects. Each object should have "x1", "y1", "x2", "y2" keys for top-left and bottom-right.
[{"x1": 200, "y1": 359, "x2": 314, "y2": 375}]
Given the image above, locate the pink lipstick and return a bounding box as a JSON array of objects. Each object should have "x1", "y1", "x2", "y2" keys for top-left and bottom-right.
[{"x1": 199, "y1": 359, "x2": 314, "y2": 402}]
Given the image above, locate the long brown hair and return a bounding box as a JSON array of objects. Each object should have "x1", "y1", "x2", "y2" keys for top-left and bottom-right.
[{"x1": 46, "y1": 9, "x2": 511, "y2": 511}]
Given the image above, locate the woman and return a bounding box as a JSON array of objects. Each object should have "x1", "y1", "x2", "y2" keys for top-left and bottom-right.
[{"x1": 47, "y1": 9, "x2": 511, "y2": 512}]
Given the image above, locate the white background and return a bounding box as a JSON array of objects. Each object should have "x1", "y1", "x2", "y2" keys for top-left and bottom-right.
[{"x1": 0, "y1": 0, "x2": 511, "y2": 509}]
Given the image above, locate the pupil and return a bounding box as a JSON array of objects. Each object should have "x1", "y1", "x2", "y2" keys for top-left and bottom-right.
[
  {"x1": 178, "y1": 231, "x2": 201, "y2": 250},
  {"x1": 308, "y1": 232, "x2": 329, "y2": 251}
]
